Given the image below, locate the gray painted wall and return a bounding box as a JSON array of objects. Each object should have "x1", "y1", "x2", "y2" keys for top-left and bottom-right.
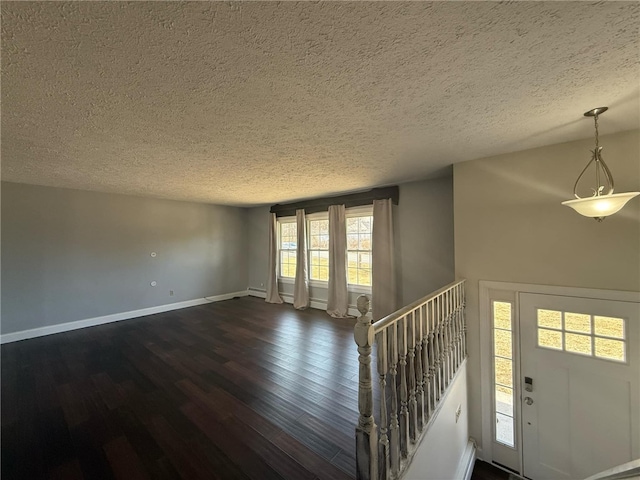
[
  {"x1": 453, "y1": 129, "x2": 640, "y2": 455},
  {"x1": 246, "y1": 176, "x2": 456, "y2": 307},
  {"x1": 247, "y1": 205, "x2": 270, "y2": 291},
  {"x1": 2, "y1": 176, "x2": 454, "y2": 335},
  {"x1": 397, "y1": 176, "x2": 455, "y2": 305},
  {"x1": 1, "y1": 182, "x2": 248, "y2": 334}
]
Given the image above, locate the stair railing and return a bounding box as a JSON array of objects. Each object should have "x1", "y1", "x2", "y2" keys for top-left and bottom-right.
[{"x1": 354, "y1": 280, "x2": 467, "y2": 480}]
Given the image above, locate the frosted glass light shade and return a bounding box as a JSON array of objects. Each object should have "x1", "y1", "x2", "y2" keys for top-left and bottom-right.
[{"x1": 562, "y1": 192, "x2": 640, "y2": 218}]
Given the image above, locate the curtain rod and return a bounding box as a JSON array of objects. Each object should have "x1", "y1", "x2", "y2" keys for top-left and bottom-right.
[{"x1": 270, "y1": 186, "x2": 399, "y2": 217}]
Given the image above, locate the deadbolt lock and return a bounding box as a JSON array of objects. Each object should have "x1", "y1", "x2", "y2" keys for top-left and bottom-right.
[{"x1": 524, "y1": 376, "x2": 533, "y2": 392}]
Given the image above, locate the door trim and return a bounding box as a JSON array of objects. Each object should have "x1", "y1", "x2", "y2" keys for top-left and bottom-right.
[{"x1": 479, "y1": 281, "x2": 640, "y2": 475}]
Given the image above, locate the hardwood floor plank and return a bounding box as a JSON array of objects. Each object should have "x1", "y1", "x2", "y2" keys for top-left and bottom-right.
[
  {"x1": 58, "y1": 383, "x2": 89, "y2": 428},
  {"x1": 145, "y1": 415, "x2": 219, "y2": 480},
  {"x1": 91, "y1": 373, "x2": 126, "y2": 411},
  {"x1": 49, "y1": 459, "x2": 85, "y2": 480},
  {"x1": 271, "y1": 430, "x2": 354, "y2": 480},
  {"x1": 69, "y1": 423, "x2": 116, "y2": 480},
  {"x1": 295, "y1": 413, "x2": 354, "y2": 452},
  {"x1": 38, "y1": 407, "x2": 76, "y2": 470},
  {"x1": 1, "y1": 297, "x2": 358, "y2": 479},
  {"x1": 471, "y1": 460, "x2": 512, "y2": 480},
  {"x1": 330, "y1": 448, "x2": 357, "y2": 477},
  {"x1": 109, "y1": 406, "x2": 166, "y2": 467},
  {"x1": 103, "y1": 436, "x2": 150, "y2": 480},
  {"x1": 180, "y1": 402, "x2": 285, "y2": 480}
]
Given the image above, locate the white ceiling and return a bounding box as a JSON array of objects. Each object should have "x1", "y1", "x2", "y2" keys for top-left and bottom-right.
[{"x1": 2, "y1": 1, "x2": 638, "y2": 206}]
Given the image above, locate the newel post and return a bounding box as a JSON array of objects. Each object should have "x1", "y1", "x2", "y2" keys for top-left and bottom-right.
[{"x1": 354, "y1": 295, "x2": 378, "y2": 480}]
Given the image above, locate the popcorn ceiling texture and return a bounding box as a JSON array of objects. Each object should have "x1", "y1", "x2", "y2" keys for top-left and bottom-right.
[{"x1": 2, "y1": 2, "x2": 638, "y2": 206}]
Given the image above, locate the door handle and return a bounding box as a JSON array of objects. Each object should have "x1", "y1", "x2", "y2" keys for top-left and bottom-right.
[{"x1": 524, "y1": 396, "x2": 534, "y2": 406}]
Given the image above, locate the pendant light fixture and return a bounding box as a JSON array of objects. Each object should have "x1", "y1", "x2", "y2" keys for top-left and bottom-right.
[{"x1": 561, "y1": 107, "x2": 639, "y2": 221}]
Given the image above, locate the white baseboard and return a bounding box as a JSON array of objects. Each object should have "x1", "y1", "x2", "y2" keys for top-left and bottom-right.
[
  {"x1": 248, "y1": 287, "x2": 363, "y2": 317},
  {"x1": 0, "y1": 290, "x2": 249, "y2": 344},
  {"x1": 280, "y1": 292, "x2": 360, "y2": 317},
  {"x1": 454, "y1": 439, "x2": 477, "y2": 480}
]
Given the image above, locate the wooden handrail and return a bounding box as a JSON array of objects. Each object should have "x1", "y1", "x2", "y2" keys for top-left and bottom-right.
[{"x1": 373, "y1": 280, "x2": 465, "y2": 333}]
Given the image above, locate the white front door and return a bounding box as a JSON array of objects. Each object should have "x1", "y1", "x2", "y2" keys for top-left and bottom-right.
[{"x1": 519, "y1": 293, "x2": 639, "y2": 480}]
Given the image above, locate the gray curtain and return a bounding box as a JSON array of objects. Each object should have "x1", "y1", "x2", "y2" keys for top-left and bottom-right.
[
  {"x1": 293, "y1": 209, "x2": 309, "y2": 309},
  {"x1": 372, "y1": 198, "x2": 396, "y2": 320},
  {"x1": 327, "y1": 204, "x2": 350, "y2": 318},
  {"x1": 265, "y1": 212, "x2": 283, "y2": 304}
]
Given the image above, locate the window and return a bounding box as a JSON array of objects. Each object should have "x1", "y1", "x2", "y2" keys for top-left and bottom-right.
[
  {"x1": 308, "y1": 218, "x2": 329, "y2": 281},
  {"x1": 347, "y1": 214, "x2": 373, "y2": 287},
  {"x1": 277, "y1": 208, "x2": 373, "y2": 288},
  {"x1": 493, "y1": 300, "x2": 515, "y2": 448},
  {"x1": 279, "y1": 220, "x2": 297, "y2": 278},
  {"x1": 537, "y1": 309, "x2": 626, "y2": 362}
]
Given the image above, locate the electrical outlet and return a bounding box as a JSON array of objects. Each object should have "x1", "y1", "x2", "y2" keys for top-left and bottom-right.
[
  {"x1": 169, "y1": 290, "x2": 174, "y2": 296},
  {"x1": 455, "y1": 404, "x2": 462, "y2": 423}
]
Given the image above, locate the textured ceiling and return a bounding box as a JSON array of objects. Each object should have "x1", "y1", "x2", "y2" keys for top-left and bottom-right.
[{"x1": 2, "y1": 1, "x2": 639, "y2": 206}]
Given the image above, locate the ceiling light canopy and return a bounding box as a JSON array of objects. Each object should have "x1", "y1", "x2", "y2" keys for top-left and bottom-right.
[{"x1": 561, "y1": 107, "x2": 639, "y2": 222}]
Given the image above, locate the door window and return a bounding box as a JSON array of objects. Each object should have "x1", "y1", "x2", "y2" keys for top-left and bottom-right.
[
  {"x1": 493, "y1": 301, "x2": 515, "y2": 448},
  {"x1": 536, "y1": 309, "x2": 626, "y2": 362}
]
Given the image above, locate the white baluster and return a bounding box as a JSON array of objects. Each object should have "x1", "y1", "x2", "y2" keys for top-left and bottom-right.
[
  {"x1": 429, "y1": 299, "x2": 439, "y2": 405},
  {"x1": 442, "y1": 293, "x2": 449, "y2": 389},
  {"x1": 447, "y1": 289, "x2": 454, "y2": 383},
  {"x1": 456, "y1": 284, "x2": 463, "y2": 368},
  {"x1": 435, "y1": 297, "x2": 443, "y2": 400},
  {"x1": 388, "y1": 323, "x2": 400, "y2": 477},
  {"x1": 415, "y1": 307, "x2": 425, "y2": 432},
  {"x1": 376, "y1": 330, "x2": 389, "y2": 480},
  {"x1": 452, "y1": 286, "x2": 458, "y2": 370},
  {"x1": 440, "y1": 294, "x2": 448, "y2": 393},
  {"x1": 461, "y1": 283, "x2": 467, "y2": 360},
  {"x1": 407, "y1": 312, "x2": 418, "y2": 443},
  {"x1": 445, "y1": 293, "x2": 451, "y2": 387},
  {"x1": 423, "y1": 301, "x2": 433, "y2": 421},
  {"x1": 398, "y1": 316, "x2": 409, "y2": 458}
]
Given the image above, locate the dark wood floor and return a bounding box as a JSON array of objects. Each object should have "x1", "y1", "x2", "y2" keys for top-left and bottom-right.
[
  {"x1": 471, "y1": 460, "x2": 512, "y2": 480},
  {"x1": 1, "y1": 296, "x2": 362, "y2": 480}
]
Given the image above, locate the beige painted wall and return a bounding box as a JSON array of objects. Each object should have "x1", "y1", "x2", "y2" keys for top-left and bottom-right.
[{"x1": 454, "y1": 129, "x2": 640, "y2": 453}]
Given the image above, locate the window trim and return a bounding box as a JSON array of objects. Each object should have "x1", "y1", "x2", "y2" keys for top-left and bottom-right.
[
  {"x1": 491, "y1": 299, "x2": 516, "y2": 449},
  {"x1": 307, "y1": 215, "x2": 330, "y2": 283},
  {"x1": 277, "y1": 216, "x2": 296, "y2": 280},
  {"x1": 535, "y1": 308, "x2": 627, "y2": 363},
  {"x1": 346, "y1": 207, "x2": 373, "y2": 290},
  {"x1": 275, "y1": 207, "x2": 373, "y2": 292}
]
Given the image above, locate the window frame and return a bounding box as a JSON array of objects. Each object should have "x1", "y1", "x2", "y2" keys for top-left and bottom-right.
[
  {"x1": 277, "y1": 216, "x2": 297, "y2": 282},
  {"x1": 345, "y1": 206, "x2": 373, "y2": 292},
  {"x1": 306, "y1": 212, "x2": 330, "y2": 285},
  {"x1": 491, "y1": 299, "x2": 516, "y2": 449},
  {"x1": 535, "y1": 308, "x2": 628, "y2": 363},
  {"x1": 276, "y1": 206, "x2": 373, "y2": 292}
]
